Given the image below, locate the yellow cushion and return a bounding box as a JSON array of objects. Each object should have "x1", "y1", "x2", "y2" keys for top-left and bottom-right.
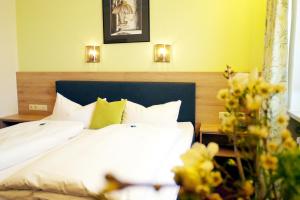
[{"x1": 89, "y1": 98, "x2": 126, "y2": 129}]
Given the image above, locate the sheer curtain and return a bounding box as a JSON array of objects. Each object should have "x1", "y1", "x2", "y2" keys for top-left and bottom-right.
[
  {"x1": 288, "y1": 0, "x2": 300, "y2": 119},
  {"x1": 263, "y1": 0, "x2": 289, "y2": 137}
]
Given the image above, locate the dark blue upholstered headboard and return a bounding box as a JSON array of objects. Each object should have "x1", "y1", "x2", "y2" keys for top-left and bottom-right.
[{"x1": 56, "y1": 81, "x2": 196, "y2": 126}]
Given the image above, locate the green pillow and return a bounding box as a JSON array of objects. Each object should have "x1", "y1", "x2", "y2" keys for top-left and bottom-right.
[{"x1": 89, "y1": 98, "x2": 126, "y2": 129}]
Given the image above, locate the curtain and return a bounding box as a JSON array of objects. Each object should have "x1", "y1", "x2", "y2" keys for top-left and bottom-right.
[{"x1": 263, "y1": 0, "x2": 289, "y2": 137}]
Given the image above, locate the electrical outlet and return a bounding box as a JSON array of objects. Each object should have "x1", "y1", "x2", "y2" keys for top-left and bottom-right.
[
  {"x1": 219, "y1": 112, "x2": 229, "y2": 120},
  {"x1": 29, "y1": 104, "x2": 48, "y2": 111},
  {"x1": 37, "y1": 105, "x2": 48, "y2": 111},
  {"x1": 28, "y1": 104, "x2": 35, "y2": 111}
]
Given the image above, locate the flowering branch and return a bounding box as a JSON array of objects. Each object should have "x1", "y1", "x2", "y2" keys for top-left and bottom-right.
[
  {"x1": 232, "y1": 133, "x2": 246, "y2": 182},
  {"x1": 101, "y1": 174, "x2": 176, "y2": 194},
  {"x1": 223, "y1": 65, "x2": 235, "y2": 80},
  {"x1": 101, "y1": 66, "x2": 300, "y2": 200}
]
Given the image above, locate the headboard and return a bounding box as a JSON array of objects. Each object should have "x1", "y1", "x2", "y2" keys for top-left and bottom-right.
[{"x1": 56, "y1": 81, "x2": 196, "y2": 126}]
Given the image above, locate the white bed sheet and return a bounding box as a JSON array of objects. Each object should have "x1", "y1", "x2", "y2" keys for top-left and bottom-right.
[
  {"x1": 0, "y1": 120, "x2": 84, "y2": 172},
  {"x1": 0, "y1": 122, "x2": 194, "y2": 200},
  {"x1": 108, "y1": 122, "x2": 194, "y2": 200},
  {"x1": 0, "y1": 132, "x2": 85, "y2": 182}
]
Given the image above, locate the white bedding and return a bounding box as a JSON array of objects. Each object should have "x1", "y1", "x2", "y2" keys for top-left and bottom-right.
[
  {"x1": 0, "y1": 120, "x2": 84, "y2": 171},
  {"x1": 108, "y1": 122, "x2": 194, "y2": 200},
  {"x1": 0, "y1": 122, "x2": 194, "y2": 200}
]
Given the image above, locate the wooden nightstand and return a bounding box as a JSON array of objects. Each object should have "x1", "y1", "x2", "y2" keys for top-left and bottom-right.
[
  {"x1": 200, "y1": 124, "x2": 236, "y2": 158},
  {"x1": 0, "y1": 114, "x2": 48, "y2": 128}
]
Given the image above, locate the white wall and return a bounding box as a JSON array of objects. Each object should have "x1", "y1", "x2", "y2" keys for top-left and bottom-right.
[{"x1": 0, "y1": 0, "x2": 18, "y2": 117}]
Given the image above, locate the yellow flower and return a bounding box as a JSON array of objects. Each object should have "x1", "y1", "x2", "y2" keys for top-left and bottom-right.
[
  {"x1": 259, "y1": 127, "x2": 269, "y2": 138},
  {"x1": 200, "y1": 160, "x2": 214, "y2": 172},
  {"x1": 257, "y1": 82, "x2": 272, "y2": 98},
  {"x1": 227, "y1": 159, "x2": 236, "y2": 166},
  {"x1": 178, "y1": 143, "x2": 218, "y2": 170},
  {"x1": 230, "y1": 78, "x2": 246, "y2": 97},
  {"x1": 267, "y1": 141, "x2": 279, "y2": 152},
  {"x1": 236, "y1": 112, "x2": 246, "y2": 120},
  {"x1": 207, "y1": 142, "x2": 219, "y2": 158},
  {"x1": 248, "y1": 68, "x2": 259, "y2": 87},
  {"x1": 248, "y1": 125, "x2": 269, "y2": 138},
  {"x1": 281, "y1": 129, "x2": 292, "y2": 141},
  {"x1": 276, "y1": 114, "x2": 289, "y2": 127},
  {"x1": 242, "y1": 180, "x2": 254, "y2": 197},
  {"x1": 210, "y1": 171, "x2": 223, "y2": 187},
  {"x1": 180, "y1": 143, "x2": 206, "y2": 167},
  {"x1": 173, "y1": 166, "x2": 201, "y2": 191},
  {"x1": 200, "y1": 176, "x2": 211, "y2": 185},
  {"x1": 272, "y1": 84, "x2": 285, "y2": 94},
  {"x1": 260, "y1": 154, "x2": 278, "y2": 171},
  {"x1": 221, "y1": 123, "x2": 234, "y2": 133},
  {"x1": 283, "y1": 137, "x2": 297, "y2": 150},
  {"x1": 230, "y1": 73, "x2": 249, "y2": 88},
  {"x1": 182, "y1": 167, "x2": 202, "y2": 191},
  {"x1": 226, "y1": 97, "x2": 239, "y2": 109},
  {"x1": 246, "y1": 94, "x2": 262, "y2": 111},
  {"x1": 217, "y1": 89, "x2": 229, "y2": 100},
  {"x1": 207, "y1": 193, "x2": 223, "y2": 200},
  {"x1": 195, "y1": 185, "x2": 210, "y2": 195},
  {"x1": 233, "y1": 87, "x2": 243, "y2": 97},
  {"x1": 221, "y1": 115, "x2": 236, "y2": 133},
  {"x1": 222, "y1": 114, "x2": 236, "y2": 124},
  {"x1": 173, "y1": 143, "x2": 222, "y2": 193},
  {"x1": 173, "y1": 168, "x2": 183, "y2": 185}
]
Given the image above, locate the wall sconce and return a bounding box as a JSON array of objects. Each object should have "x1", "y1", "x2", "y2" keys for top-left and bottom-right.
[
  {"x1": 85, "y1": 45, "x2": 100, "y2": 63},
  {"x1": 154, "y1": 44, "x2": 171, "y2": 63}
]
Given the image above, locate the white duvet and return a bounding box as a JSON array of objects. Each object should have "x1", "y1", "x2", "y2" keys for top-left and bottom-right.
[
  {"x1": 0, "y1": 123, "x2": 194, "y2": 200},
  {"x1": 0, "y1": 120, "x2": 84, "y2": 171}
]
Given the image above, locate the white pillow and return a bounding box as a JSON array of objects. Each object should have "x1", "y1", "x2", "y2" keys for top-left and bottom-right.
[
  {"x1": 122, "y1": 100, "x2": 182, "y2": 126},
  {"x1": 67, "y1": 102, "x2": 96, "y2": 128},
  {"x1": 48, "y1": 93, "x2": 96, "y2": 128},
  {"x1": 50, "y1": 93, "x2": 81, "y2": 120}
]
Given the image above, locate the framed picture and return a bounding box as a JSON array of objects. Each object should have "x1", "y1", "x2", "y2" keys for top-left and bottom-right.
[{"x1": 102, "y1": 0, "x2": 150, "y2": 44}]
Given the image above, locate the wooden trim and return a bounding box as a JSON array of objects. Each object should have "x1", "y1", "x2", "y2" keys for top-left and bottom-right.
[
  {"x1": 0, "y1": 121, "x2": 4, "y2": 129},
  {"x1": 217, "y1": 149, "x2": 237, "y2": 158},
  {"x1": 200, "y1": 124, "x2": 221, "y2": 133},
  {"x1": 0, "y1": 114, "x2": 48, "y2": 123},
  {"x1": 199, "y1": 123, "x2": 236, "y2": 157},
  {"x1": 16, "y1": 72, "x2": 227, "y2": 128}
]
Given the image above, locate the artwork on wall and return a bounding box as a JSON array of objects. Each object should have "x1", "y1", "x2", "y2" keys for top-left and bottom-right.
[{"x1": 102, "y1": 0, "x2": 150, "y2": 44}]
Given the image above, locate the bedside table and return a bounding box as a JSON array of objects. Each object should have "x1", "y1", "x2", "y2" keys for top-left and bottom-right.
[
  {"x1": 200, "y1": 124, "x2": 236, "y2": 158},
  {"x1": 0, "y1": 114, "x2": 48, "y2": 128}
]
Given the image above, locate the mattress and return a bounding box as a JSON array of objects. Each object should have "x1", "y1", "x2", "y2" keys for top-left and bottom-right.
[{"x1": 0, "y1": 122, "x2": 194, "y2": 200}]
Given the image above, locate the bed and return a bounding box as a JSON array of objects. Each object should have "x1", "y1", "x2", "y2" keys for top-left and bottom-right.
[
  {"x1": 0, "y1": 120, "x2": 84, "y2": 172},
  {"x1": 0, "y1": 81, "x2": 196, "y2": 200}
]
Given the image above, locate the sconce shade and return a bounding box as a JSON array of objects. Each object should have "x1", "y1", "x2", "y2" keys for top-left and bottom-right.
[
  {"x1": 86, "y1": 45, "x2": 100, "y2": 63},
  {"x1": 154, "y1": 44, "x2": 171, "y2": 63}
]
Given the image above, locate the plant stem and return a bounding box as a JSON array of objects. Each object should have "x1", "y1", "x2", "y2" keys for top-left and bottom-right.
[
  {"x1": 272, "y1": 181, "x2": 279, "y2": 200},
  {"x1": 213, "y1": 160, "x2": 234, "y2": 180},
  {"x1": 233, "y1": 134, "x2": 246, "y2": 182},
  {"x1": 255, "y1": 144, "x2": 266, "y2": 200}
]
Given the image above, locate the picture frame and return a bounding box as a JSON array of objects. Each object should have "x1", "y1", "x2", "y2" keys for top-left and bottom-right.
[{"x1": 102, "y1": 0, "x2": 150, "y2": 44}]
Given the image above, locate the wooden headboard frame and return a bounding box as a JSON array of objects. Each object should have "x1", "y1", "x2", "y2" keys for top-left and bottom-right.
[{"x1": 16, "y1": 72, "x2": 227, "y2": 128}]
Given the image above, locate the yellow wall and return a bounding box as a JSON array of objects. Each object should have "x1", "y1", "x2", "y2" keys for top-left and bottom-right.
[{"x1": 16, "y1": 0, "x2": 266, "y2": 72}]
